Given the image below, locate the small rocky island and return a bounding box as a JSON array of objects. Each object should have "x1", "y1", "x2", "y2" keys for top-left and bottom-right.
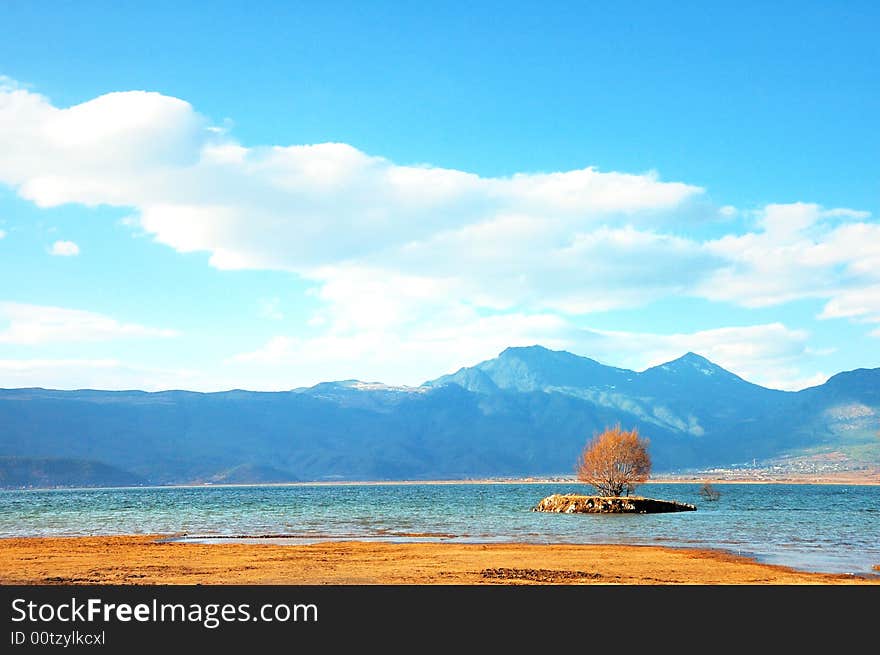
[
  {"x1": 533, "y1": 493, "x2": 696, "y2": 514},
  {"x1": 538, "y1": 425, "x2": 698, "y2": 514}
]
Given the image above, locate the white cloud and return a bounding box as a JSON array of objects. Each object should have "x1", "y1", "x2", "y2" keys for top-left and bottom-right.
[
  {"x1": 231, "y1": 310, "x2": 574, "y2": 387},
  {"x1": 230, "y1": 308, "x2": 823, "y2": 390},
  {"x1": 759, "y1": 371, "x2": 830, "y2": 392},
  {"x1": 2, "y1": 82, "x2": 875, "y2": 326},
  {"x1": 0, "y1": 358, "x2": 201, "y2": 391},
  {"x1": 0, "y1": 86, "x2": 205, "y2": 208},
  {"x1": 49, "y1": 240, "x2": 79, "y2": 256},
  {"x1": 0, "y1": 83, "x2": 708, "y2": 305},
  {"x1": 572, "y1": 322, "x2": 825, "y2": 390},
  {"x1": 0, "y1": 80, "x2": 877, "y2": 390},
  {"x1": 698, "y1": 203, "x2": 880, "y2": 316},
  {"x1": 373, "y1": 222, "x2": 720, "y2": 314},
  {"x1": 818, "y1": 285, "x2": 880, "y2": 321},
  {"x1": 0, "y1": 302, "x2": 178, "y2": 344},
  {"x1": 822, "y1": 208, "x2": 871, "y2": 219},
  {"x1": 0, "y1": 315, "x2": 827, "y2": 392},
  {"x1": 0, "y1": 229, "x2": 6, "y2": 239}
]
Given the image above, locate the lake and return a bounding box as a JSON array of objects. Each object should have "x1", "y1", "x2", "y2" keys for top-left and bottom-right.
[{"x1": 1, "y1": 482, "x2": 878, "y2": 575}]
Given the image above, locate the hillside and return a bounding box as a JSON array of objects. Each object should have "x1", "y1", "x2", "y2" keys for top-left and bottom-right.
[{"x1": 0, "y1": 456, "x2": 144, "y2": 489}]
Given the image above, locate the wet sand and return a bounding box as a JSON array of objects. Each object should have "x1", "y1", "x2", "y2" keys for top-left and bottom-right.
[{"x1": 0, "y1": 536, "x2": 877, "y2": 585}]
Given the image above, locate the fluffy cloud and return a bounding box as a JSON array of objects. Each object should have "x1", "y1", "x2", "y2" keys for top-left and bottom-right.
[
  {"x1": 49, "y1": 240, "x2": 79, "y2": 256},
  {"x1": 0, "y1": 229, "x2": 6, "y2": 239},
  {"x1": 0, "y1": 302, "x2": 178, "y2": 344},
  {"x1": 1, "y1": 80, "x2": 877, "y2": 389},
  {"x1": 0, "y1": 82, "x2": 204, "y2": 209},
  {"x1": 2, "y1": 82, "x2": 875, "y2": 326},
  {"x1": 0, "y1": 82, "x2": 712, "y2": 310},
  {"x1": 697, "y1": 204, "x2": 880, "y2": 330},
  {"x1": 819, "y1": 285, "x2": 880, "y2": 321},
  {"x1": 367, "y1": 222, "x2": 721, "y2": 314}
]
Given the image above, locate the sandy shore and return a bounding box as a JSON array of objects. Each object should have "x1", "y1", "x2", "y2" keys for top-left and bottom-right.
[{"x1": 0, "y1": 536, "x2": 877, "y2": 585}]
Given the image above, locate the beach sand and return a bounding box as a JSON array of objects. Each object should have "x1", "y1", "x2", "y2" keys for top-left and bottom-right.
[{"x1": 0, "y1": 536, "x2": 877, "y2": 585}]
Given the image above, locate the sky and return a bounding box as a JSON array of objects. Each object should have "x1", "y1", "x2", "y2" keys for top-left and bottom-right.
[{"x1": 0, "y1": 1, "x2": 878, "y2": 392}]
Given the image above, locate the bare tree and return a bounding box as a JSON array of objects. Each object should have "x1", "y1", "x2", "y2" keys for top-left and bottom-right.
[
  {"x1": 699, "y1": 482, "x2": 721, "y2": 501},
  {"x1": 576, "y1": 425, "x2": 651, "y2": 497}
]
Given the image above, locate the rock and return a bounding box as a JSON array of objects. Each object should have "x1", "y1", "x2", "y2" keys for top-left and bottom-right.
[
  {"x1": 481, "y1": 568, "x2": 602, "y2": 582},
  {"x1": 533, "y1": 493, "x2": 696, "y2": 514}
]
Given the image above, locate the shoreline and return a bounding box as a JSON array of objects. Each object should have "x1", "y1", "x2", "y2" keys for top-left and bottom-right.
[
  {"x1": 4, "y1": 473, "x2": 879, "y2": 492},
  {"x1": 1, "y1": 535, "x2": 877, "y2": 585}
]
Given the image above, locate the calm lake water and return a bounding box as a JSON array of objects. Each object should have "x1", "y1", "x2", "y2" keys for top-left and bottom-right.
[{"x1": 1, "y1": 482, "x2": 878, "y2": 575}]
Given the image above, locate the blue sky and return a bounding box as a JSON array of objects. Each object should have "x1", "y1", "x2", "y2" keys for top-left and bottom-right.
[{"x1": 0, "y1": 1, "x2": 877, "y2": 391}]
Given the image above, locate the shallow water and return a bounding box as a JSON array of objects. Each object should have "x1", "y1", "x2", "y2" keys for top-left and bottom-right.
[{"x1": 1, "y1": 482, "x2": 878, "y2": 575}]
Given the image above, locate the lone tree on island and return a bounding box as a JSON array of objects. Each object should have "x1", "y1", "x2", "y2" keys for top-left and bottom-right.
[{"x1": 577, "y1": 425, "x2": 651, "y2": 497}]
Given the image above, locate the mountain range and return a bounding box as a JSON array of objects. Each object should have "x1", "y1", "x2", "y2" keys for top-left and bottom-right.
[{"x1": 1, "y1": 345, "x2": 878, "y2": 487}]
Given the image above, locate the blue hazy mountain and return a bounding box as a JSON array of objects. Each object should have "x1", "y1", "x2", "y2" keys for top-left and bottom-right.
[
  {"x1": 429, "y1": 346, "x2": 633, "y2": 393},
  {"x1": 0, "y1": 346, "x2": 877, "y2": 486},
  {"x1": 0, "y1": 456, "x2": 145, "y2": 488}
]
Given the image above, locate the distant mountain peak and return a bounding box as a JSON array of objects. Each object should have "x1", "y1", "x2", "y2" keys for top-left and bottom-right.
[
  {"x1": 303, "y1": 380, "x2": 425, "y2": 394},
  {"x1": 673, "y1": 351, "x2": 713, "y2": 364},
  {"x1": 497, "y1": 344, "x2": 605, "y2": 366},
  {"x1": 655, "y1": 352, "x2": 723, "y2": 372},
  {"x1": 500, "y1": 345, "x2": 531, "y2": 354},
  {"x1": 430, "y1": 345, "x2": 765, "y2": 397},
  {"x1": 498, "y1": 344, "x2": 564, "y2": 360},
  {"x1": 426, "y1": 344, "x2": 626, "y2": 394},
  {"x1": 641, "y1": 352, "x2": 759, "y2": 387}
]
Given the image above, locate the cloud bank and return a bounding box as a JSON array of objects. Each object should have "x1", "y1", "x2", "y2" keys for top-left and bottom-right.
[{"x1": 1, "y1": 79, "x2": 876, "y2": 389}]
